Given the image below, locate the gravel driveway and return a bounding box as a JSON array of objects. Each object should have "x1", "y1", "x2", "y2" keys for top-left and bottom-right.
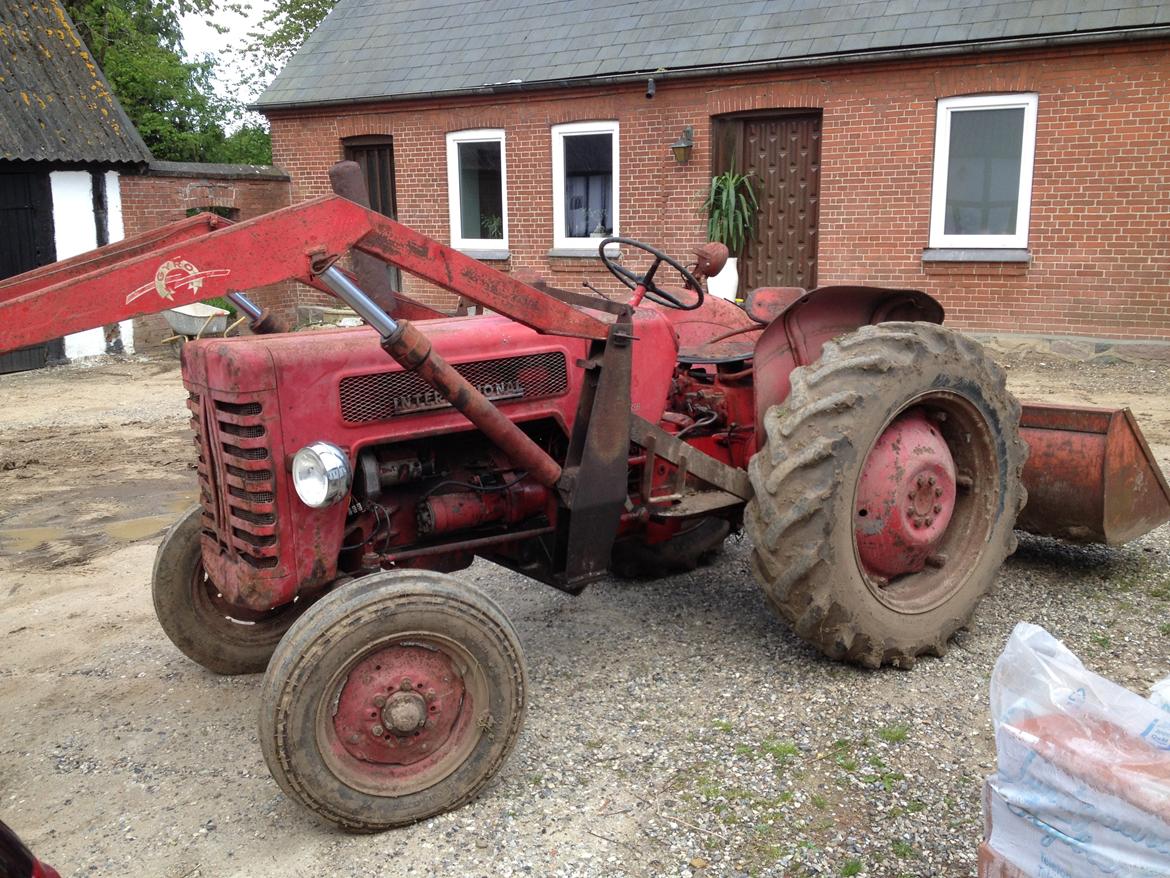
[{"x1": 1, "y1": 353, "x2": 1167, "y2": 878}]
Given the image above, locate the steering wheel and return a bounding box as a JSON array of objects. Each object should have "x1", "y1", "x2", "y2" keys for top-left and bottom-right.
[{"x1": 598, "y1": 237, "x2": 704, "y2": 311}]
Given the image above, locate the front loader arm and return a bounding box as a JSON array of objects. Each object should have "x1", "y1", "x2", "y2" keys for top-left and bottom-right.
[{"x1": 0, "y1": 195, "x2": 610, "y2": 356}]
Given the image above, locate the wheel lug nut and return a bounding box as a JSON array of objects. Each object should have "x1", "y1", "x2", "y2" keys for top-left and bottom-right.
[
  {"x1": 373, "y1": 695, "x2": 386, "y2": 708},
  {"x1": 925, "y1": 516, "x2": 934, "y2": 526},
  {"x1": 908, "y1": 491, "x2": 916, "y2": 500},
  {"x1": 928, "y1": 475, "x2": 936, "y2": 486},
  {"x1": 935, "y1": 486, "x2": 943, "y2": 497},
  {"x1": 933, "y1": 504, "x2": 942, "y2": 513},
  {"x1": 371, "y1": 724, "x2": 384, "y2": 737},
  {"x1": 400, "y1": 679, "x2": 413, "y2": 691},
  {"x1": 426, "y1": 689, "x2": 437, "y2": 701}
]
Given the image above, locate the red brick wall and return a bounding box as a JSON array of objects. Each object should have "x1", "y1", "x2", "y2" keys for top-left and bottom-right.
[
  {"x1": 118, "y1": 168, "x2": 299, "y2": 346},
  {"x1": 266, "y1": 38, "x2": 1170, "y2": 340}
]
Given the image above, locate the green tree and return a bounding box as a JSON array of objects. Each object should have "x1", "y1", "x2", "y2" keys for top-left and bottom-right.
[
  {"x1": 238, "y1": 0, "x2": 336, "y2": 88},
  {"x1": 65, "y1": 0, "x2": 271, "y2": 164}
]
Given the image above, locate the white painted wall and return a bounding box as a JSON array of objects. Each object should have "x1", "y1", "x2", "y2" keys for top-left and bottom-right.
[{"x1": 55, "y1": 170, "x2": 132, "y2": 358}]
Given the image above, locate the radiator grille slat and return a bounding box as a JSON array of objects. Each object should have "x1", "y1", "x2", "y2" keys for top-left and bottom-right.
[
  {"x1": 187, "y1": 390, "x2": 279, "y2": 571},
  {"x1": 339, "y1": 351, "x2": 569, "y2": 424}
]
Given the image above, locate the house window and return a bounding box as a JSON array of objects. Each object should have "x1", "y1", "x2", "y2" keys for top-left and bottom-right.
[
  {"x1": 929, "y1": 94, "x2": 1038, "y2": 250},
  {"x1": 552, "y1": 121, "x2": 619, "y2": 251},
  {"x1": 446, "y1": 129, "x2": 507, "y2": 252}
]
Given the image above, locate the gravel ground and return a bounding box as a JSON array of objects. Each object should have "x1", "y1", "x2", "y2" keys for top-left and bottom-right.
[{"x1": 1, "y1": 351, "x2": 1168, "y2": 878}]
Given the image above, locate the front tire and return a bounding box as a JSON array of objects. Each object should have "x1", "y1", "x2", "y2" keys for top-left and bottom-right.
[
  {"x1": 152, "y1": 506, "x2": 305, "y2": 674},
  {"x1": 745, "y1": 323, "x2": 1027, "y2": 669},
  {"x1": 258, "y1": 570, "x2": 527, "y2": 831}
]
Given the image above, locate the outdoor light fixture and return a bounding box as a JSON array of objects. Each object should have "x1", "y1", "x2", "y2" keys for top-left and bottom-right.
[{"x1": 670, "y1": 126, "x2": 694, "y2": 164}]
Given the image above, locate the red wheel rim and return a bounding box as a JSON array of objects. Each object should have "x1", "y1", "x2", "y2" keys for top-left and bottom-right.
[
  {"x1": 852, "y1": 392, "x2": 1001, "y2": 613},
  {"x1": 318, "y1": 634, "x2": 486, "y2": 796},
  {"x1": 855, "y1": 409, "x2": 957, "y2": 579}
]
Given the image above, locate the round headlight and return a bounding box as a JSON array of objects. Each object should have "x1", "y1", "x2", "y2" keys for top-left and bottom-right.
[{"x1": 291, "y1": 441, "x2": 351, "y2": 508}]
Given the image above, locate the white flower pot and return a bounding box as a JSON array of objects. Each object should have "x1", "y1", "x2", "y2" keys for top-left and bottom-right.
[{"x1": 707, "y1": 257, "x2": 739, "y2": 301}]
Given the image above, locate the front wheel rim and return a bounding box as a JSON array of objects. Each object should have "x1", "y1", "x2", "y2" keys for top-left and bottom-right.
[{"x1": 317, "y1": 632, "x2": 487, "y2": 798}]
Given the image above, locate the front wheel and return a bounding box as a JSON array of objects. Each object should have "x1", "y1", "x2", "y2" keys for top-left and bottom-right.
[
  {"x1": 152, "y1": 506, "x2": 306, "y2": 674},
  {"x1": 745, "y1": 323, "x2": 1028, "y2": 669},
  {"x1": 258, "y1": 569, "x2": 527, "y2": 831}
]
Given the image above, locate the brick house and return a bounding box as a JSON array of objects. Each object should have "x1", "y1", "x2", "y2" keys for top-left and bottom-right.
[{"x1": 255, "y1": 0, "x2": 1170, "y2": 345}]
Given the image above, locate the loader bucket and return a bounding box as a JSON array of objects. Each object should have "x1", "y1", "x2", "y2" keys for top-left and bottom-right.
[{"x1": 1017, "y1": 404, "x2": 1170, "y2": 545}]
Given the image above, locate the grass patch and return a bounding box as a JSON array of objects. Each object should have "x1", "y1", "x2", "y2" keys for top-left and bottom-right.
[
  {"x1": 891, "y1": 839, "x2": 915, "y2": 858},
  {"x1": 1090, "y1": 633, "x2": 1112, "y2": 649},
  {"x1": 878, "y1": 723, "x2": 909, "y2": 744},
  {"x1": 713, "y1": 718, "x2": 734, "y2": 732},
  {"x1": 841, "y1": 858, "x2": 863, "y2": 876},
  {"x1": 760, "y1": 737, "x2": 800, "y2": 762}
]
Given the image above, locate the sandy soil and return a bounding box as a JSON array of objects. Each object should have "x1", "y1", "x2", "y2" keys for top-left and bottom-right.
[{"x1": 0, "y1": 349, "x2": 1168, "y2": 878}]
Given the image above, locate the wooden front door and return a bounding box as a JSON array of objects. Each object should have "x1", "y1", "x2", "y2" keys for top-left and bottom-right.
[
  {"x1": 0, "y1": 170, "x2": 58, "y2": 373},
  {"x1": 712, "y1": 112, "x2": 822, "y2": 291}
]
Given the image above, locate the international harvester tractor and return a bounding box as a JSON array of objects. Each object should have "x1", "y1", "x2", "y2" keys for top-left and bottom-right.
[{"x1": 2, "y1": 168, "x2": 1167, "y2": 830}]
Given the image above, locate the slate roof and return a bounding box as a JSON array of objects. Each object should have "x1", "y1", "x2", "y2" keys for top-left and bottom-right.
[
  {"x1": 0, "y1": 0, "x2": 152, "y2": 164},
  {"x1": 256, "y1": 0, "x2": 1169, "y2": 110}
]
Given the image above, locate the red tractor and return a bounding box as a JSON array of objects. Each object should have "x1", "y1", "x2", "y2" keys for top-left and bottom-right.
[{"x1": 2, "y1": 174, "x2": 1167, "y2": 831}]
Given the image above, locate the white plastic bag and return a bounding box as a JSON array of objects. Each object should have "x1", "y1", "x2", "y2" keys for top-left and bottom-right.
[
  {"x1": 986, "y1": 622, "x2": 1170, "y2": 877},
  {"x1": 1152, "y1": 676, "x2": 1170, "y2": 715}
]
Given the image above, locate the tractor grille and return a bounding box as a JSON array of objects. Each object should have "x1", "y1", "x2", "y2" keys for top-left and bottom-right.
[
  {"x1": 188, "y1": 391, "x2": 279, "y2": 570},
  {"x1": 339, "y1": 351, "x2": 569, "y2": 424}
]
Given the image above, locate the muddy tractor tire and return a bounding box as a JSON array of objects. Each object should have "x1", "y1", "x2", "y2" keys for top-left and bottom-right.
[
  {"x1": 152, "y1": 505, "x2": 305, "y2": 675},
  {"x1": 745, "y1": 323, "x2": 1028, "y2": 669},
  {"x1": 258, "y1": 569, "x2": 527, "y2": 831}
]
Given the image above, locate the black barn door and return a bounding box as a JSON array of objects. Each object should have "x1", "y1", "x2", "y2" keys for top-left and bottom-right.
[{"x1": 0, "y1": 171, "x2": 58, "y2": 373}]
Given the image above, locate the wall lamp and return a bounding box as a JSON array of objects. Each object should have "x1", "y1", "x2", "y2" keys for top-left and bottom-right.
[{"x1": 670, "y1": 126, "x2": 694, "y2": 164}]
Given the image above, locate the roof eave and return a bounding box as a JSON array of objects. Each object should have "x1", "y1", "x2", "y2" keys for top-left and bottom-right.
[{"x1": 252, "y1": 25, "x2": 1170, "y2": 114}]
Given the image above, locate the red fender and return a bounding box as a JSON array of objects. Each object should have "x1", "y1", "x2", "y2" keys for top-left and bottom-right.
[{"x1": 752, "y1": 285, "x2": 944, "y2": 435}]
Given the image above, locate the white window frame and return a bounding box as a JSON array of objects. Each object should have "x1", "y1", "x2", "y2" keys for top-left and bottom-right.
[
  {"x1": 446, "y1": 128, "x2": 508, "y2": 252},
  {"x1": 551, "y1": 120, "x2": 620, "y2": 252},
  {"x1": 929, "y1": 93, "x2": 1038, "y2": 250}
]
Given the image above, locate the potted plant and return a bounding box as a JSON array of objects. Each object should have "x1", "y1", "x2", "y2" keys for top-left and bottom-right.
[{"x1": 702, "y1": 169, "x2": 759, "y2": 300}]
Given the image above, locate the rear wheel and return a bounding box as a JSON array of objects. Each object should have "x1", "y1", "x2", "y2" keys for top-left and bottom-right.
[
  {"x1": 152, "y1": 506, "x2": 305, "y2": 674},
  {"x1": 745, "y1": 323, "x2": 1027, "y2": 668},
  {"x1": 258, "y1": 569, "x2": 527, "y2": 831}
]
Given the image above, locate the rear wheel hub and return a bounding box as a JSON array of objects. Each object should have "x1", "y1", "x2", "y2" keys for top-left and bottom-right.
[{"x1": 855, "y1": 409, "x2": 957, "y2": 579}]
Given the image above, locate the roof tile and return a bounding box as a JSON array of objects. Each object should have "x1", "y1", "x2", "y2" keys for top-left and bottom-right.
[{"x1": 256, "y1": 0, "x2": 1168, "y2": 108}]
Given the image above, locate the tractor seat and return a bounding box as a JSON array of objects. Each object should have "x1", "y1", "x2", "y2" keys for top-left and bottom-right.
[
  {"x1": 646, "y1": 295, "x2": 760, "y2": 364},
  {"x1": 742, "y1": 286, "x2": 807, "y2": 324},
  {"x1": 654, "y1": 288, "x2": 808, "y2": 364}
]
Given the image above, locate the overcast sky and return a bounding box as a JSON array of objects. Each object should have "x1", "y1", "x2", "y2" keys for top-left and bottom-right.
[{"x1": 181, "y1": 2, "x2": 275, "y2": 105}]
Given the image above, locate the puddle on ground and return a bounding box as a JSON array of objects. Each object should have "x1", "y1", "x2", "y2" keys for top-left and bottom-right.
[
  {"x1": 0, "y1": 525, "x2": 70, "y2": 553},
  {"x1": 0, "y1": 493, "x2": 196, "y2": 555}
]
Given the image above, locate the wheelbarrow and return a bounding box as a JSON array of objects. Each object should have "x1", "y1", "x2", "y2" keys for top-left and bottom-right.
[{"x1": 162, "y1": 302, "x2": 239, "y2": 340}]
